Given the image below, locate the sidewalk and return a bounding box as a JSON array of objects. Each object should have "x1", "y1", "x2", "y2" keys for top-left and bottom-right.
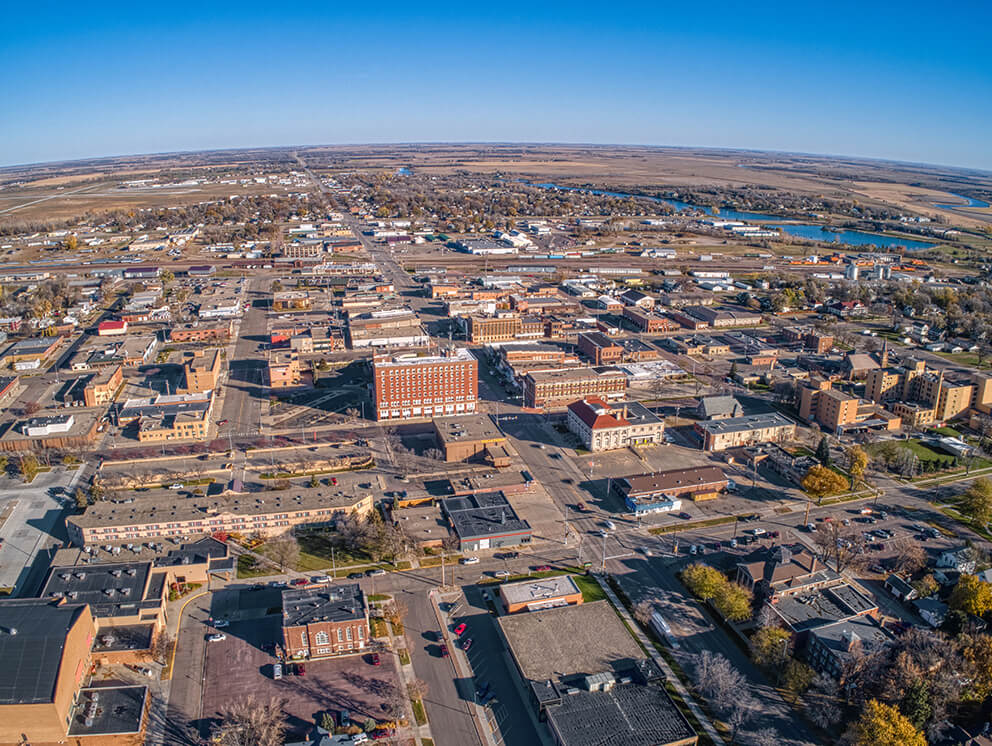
[{"x1": 595, "y1": 575, "x2": 723, "y2": 745}]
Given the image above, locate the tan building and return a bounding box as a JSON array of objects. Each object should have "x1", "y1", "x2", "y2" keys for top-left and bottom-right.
[
  {"x1": 566, "y1": 398, "x2": 664, "y2": 451},
  {"x1": 169, "y1": 320, "x2": 235, "y2": 343},
  {"x1": 0, "y1": 599, "x2": 95, "y2": 744},
  {"x1": 272, "y1": 291, "x2": 312, "y2": 311},
  {"x1": 67, "y1": 488, "x2": 374, "y2": 546},
  {"x1": 891, "y1": 401, "x2": 936, "y2": 429},
  {"x1": 695, "y1": 412, "x2": 796, "y2": 451},
  {"x1": 268, "y1": 350, "x2": 302, "y2": 389},
  {"x1": 83, "y1": 364, "x2": 123, "y2": 407},
  {"x1": 182, "y1": 348, "x2": 222, "y2": 394},
  {"x1": 867, "y1": 360, "x2": 973, "y2": 423},
  {"x1": 468, "y1": 315, "x2": 522, "y2": 343},
  {"x1": 522, "y1": 367, "x2": 627, "y2": 409},
  {"x1": 799, "y1": 380, "x2": 859, "y2": 431},
  {"x1": 282, "y1": 583, "x2": 369, "y2": 660}
]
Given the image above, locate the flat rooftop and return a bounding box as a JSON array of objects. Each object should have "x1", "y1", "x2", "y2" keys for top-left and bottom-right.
[
  {"x1": 772, "y1": 582, "x2": 878, "y2": 632},
  {"x1": 527, "y1": 366, "x2": 626, "y2": 383},
  {"x1": 282, "y1": 583, "x2": 366, "y2": 627},
  {"x1": 498, "y1": 601, "x2": 644, "y2": 682},
  {"x1": 442, "y1": 491, "x2": 531, "y2": 540},
  {"x1": 373, "y1": 347, "x2": 474, "y2": 367},
  {"x1": 42, "y1": 562, "x2": 164, "y2": 618},
  {"x1": 619, "y1": 466, "x2": 727, "y2": 496},
  {"x1": 68, "y1": 685, "x2": 148, "y2": 737},
  {"x1": 696, "y1": 411, "x2": 795, "y2": 435},
  {"x1": 434, "y1": 414, "x2": 505, "y2": 445},
  {"x1": 500, "y1": 575, "x2": 580, "y2": 606}
]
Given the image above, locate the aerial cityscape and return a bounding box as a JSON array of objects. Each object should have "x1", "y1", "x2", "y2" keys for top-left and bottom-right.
[{"x1": 2, "y1": 5, "x2": 992, "y2": 746}]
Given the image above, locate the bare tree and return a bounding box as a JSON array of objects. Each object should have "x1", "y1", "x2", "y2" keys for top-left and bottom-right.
[
  {"x1": 407, "y1": 677, "x2": 429, "y2": 701},
  {"x1": 891, "y1": 539, "x2": 927, "y2": 575},
  {"x1": 633, "y1": 599, "x2": 656, "y2": 628},
  {"x1": 212, "y1": 696, "x2": 287, "y2": 746},
  {"x1": 151, "y1": 631, "x2": 174, "y2": 665},
  {"x1": 267, "y1": 534, "x2": 300, "y2": 572},
  {"x1": 746, "y1": 728, "x2": 780, "y2": 746},
  {"x1": 691, "y1": 651, "x2": 744, "y2": 702}
]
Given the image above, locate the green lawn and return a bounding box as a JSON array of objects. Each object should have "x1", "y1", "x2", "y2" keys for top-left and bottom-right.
[
  {"x1": 934, "y1": 351, "x2": 992, "y2": 369},
  {"x1": 571, "y1": 574, "x2": 606, "y2": 603},
  {"x1": 237, "y1": 555, "x2": 271, "y2": 578},
  {"x1": 411, "y1": 698, "x2": 427, "y2": 726}
]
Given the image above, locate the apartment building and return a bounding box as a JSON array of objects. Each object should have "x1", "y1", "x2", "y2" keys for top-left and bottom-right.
[
  {"x1": 373, "y1": 348, "x2": 478, "y2": 421},
  {"x1": 866, "y1": 359, "x2": 975, "y2": 422},
  {"x1": 566, "y1": 398, "x2": 665, "y2": 452},
  {"x1": 67, "y1": 488, "x2": 373, "y2": 546},
  {"x1": 799, "y1": 380, "x2": 859, "y2": 431},
  {"x1": 182, "y1": 348, "x2": 222, "y2": 394},
  {"x1": 783, "y1": 326, "x2": 834, "y2": 354},
  {"x1": 282, "y1": 583, "x2": 369, "y2": 659},
  {"x1": 468, "y1": 315, "x2": 522, "y2": 343},
  {"x1": 83, "y1": 364, "x2": 123, "y2": 407},
  {"x1": 522, "y1": 367, "x2": 627, "y2": 409},
  {"x1": 695, "y1": 412, "x2": 796, "y2": 451},
  {"x1": 577, "y1": 332, "x2": 623, "y2": 365},
  {"x1": 268, "y1": 350, "x2": 302, "y2": 389}
]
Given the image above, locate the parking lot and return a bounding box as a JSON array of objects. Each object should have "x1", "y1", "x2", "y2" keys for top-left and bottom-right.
[{"x1": 199, "y1": 613, "x2": 402, "y2": 740}]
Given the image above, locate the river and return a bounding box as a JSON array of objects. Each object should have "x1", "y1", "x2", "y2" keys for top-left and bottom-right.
[{"x1": 934, "y1": 192, "x2": 989, "y2": 209}]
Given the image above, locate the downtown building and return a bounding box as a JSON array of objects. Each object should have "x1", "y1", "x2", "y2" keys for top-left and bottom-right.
[{"x1": 372, "y1": 347, "x2": 478, "y2": 421}]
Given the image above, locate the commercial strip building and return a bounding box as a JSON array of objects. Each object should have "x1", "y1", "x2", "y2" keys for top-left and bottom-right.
[
  {"x1": 522, "y1": 366, "x2": 627, "y2": 409},
  {"x1": 169, "y1": 320, "x2": 235, "y2": 343},
  {"x1": 282, "y1": 583, "x2": 369, "y2": 659},
  {"x1": 440, "y1": 490, "x2": 532, "y2": 551},
  {"x1": 694, "y1": 412, "x2": 796, "y2": 451},
  {"x1": 67, "y1": 487, "x2": 374, "y2": 546},
  {"x1": 612, "y1": 466, "x2": 729, "y2": 514},
  {"x1": 372, "y1": 348, "x2": 478, "y2": 421},
  {"x1": 497, "y1": 601, "x2": 697, "y2": 746},
  {"x1": 566, "y1": 398, "x2": 664, "y2": 452},
  {"x1": 498, "y1": 575, "x2": 583, "y2": 614},
  {"x1": 432, "y1": 414, "x2": 511, "y2": 466}
]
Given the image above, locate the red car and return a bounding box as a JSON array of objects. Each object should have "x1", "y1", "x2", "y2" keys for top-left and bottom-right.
[
  {"x1": 453, "y1": 623, "x2": 467, "y2": 636},
  {"x1": 370, "y1": 653, "x2": 381, "y2": 666},
  {"x1": 532, "y1": 565, "x2": 552, "y2": 572},
  {"x1": 297, "y1": 663, "x2": 306, "y2": 676},
  {"x1": 218, "y1": 419, "x2": 229, "y2": 426},
  {"x1": 291, "y1": 578, "x2": 308, "y2": 586}
]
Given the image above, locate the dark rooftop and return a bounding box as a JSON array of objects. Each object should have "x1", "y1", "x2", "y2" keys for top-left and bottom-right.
[
  {"x1": 42, "y1": 562, "x2": 163, "y2": 618},
  {"x1": 68, "y1": 684, "x2": 148, "y2": 737},
  {"x1": 546, "y1": 682, "x2": 697, "y2": 746},
  {"x1": 0, "y1": 598, "x2": 89, "y2": 705},
  {"x1": 282, "y1": 583, "x2": 366, "y2": 627},
  {"x1": 441, "y1": 491, "x2": 531, "y2": 540}
]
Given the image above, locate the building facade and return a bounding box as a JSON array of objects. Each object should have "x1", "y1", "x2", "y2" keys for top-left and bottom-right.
[
  {"x1": 566, "y1": 398, "x2": 664, "y2": 451},
  {"x1": 522, "y1": 367, "x2": 627, "y2": 409},
  {"x1": 282, "y1": 584, "x2": 369, "y2": 659},
  {"x1": 373, "y1": 348, "x2": 478, "y2": 421}
]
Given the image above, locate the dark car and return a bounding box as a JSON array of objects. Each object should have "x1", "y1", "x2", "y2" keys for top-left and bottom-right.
[
  {"x1": 461, "y1": 637, "x2": 473, "y2": 651},
  {"x1": 370, "y1": 653, "x2": 381, "y2": 666},
  {"x1": 768, "y1": 531, "x2": 780, "y2": 539},
  {"x1": 678, "y1": 512, "x2": 691, "y2": 520},
  {"x1": 439, "y1": 644, "x2": 449, "y2": 657},
  {"x1": 348, "y1": 572, "x2": 364, "y2": 579}
]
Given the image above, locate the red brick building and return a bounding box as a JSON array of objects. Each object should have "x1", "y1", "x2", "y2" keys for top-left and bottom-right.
[
  {"x1": 577, "y1": 332, "x2": 623, "y2": 365},
  {"x1": 373, "y1": 348, "x2": 478, "y2": 421},
  {"x1": 282, "y1": 583, "x2": 369, "y2": 659}
]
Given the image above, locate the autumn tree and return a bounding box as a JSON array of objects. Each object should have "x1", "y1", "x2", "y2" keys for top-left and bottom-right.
[
  {"x1": 212, "y1": 696, "x2": 287, "y2": 746},
  {"x1": 782, "y1": 660, "x2": 814, "y2": 704},
  {"x1": 17, "y1": 453, "x2": 40, "y2": 483},
  {"x1": 801, "y1": 465, "x2": 849, "y2": 503},
  {"x1": 960, "y1": 633, "x2": 992, "y2": 701},
  {"x1": 681, "y1": 564, "x2": 725, "y2": 602},
  {"x1": 750, "y1": 626, "x2": 790, "y2": 669},
  {"x1": 849, "y1": 699, "x2": 926, "y2": 746},
  {"x1": 959, "y1": 478, "x2": 992, "y2": 528},
  {"x1": 712, "y1": 582, "x2": 753, "y2": 622},
  {"x1": 949, "y1": 574, "x2": 992, "y2": 617},
  {"x1": 847, "y1": 445, "x2": 869, "y2": 487}
]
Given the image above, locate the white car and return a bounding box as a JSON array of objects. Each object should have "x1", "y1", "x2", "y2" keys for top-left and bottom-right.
[
  {"x1": 310, "y1": 575, "x2": 331, "y2": 584},
  {"x1": 207, "y1": 633, "x2": 226, "y2": 642},
  {"x1": 749, "y1": 528, "x2": 766, "y2": 536},
  {"x1": 604, "y1": 520, "x2": 616, "y2": 531},
  {"x1": 168, "y1": 483, "x2": 184, "y2": 490},
  {"x1": 351, "y1": 734, "x2": 369, "y2": 744},
  {"x1": 461, "y1": 556, "x2": 480, "y2": 565},
  {"x1": 213, "y1": 619, "x2": 230, "y2": 629}
]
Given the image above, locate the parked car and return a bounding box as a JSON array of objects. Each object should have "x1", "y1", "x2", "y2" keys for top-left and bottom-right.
[
  {"x1": 351, "y1": 734, "x2": 369, "y2": 744},
  {"x1": 532, "y1": 565, "x2": 552, "y2": 572},
  {"x1": 748, "y1": 528, "x2": 766, "y2": 536},
  {"x1": 291, "y1": 578, "x2": 308, "y2": 586},
  {"x1": 689, "y1": 544, "x2": 698, "y2": 555},
  {"x1": 217, "y1": 419, "x2": 229, "y2": 426},
  {"x1": 311, "y1": 575, "x2": 331, "y2": 584},
  {"x1": 461, "y1": 637, "x2": 473, "y2": 651},
  {"x1": 454, "y1": 623, "x2": 467, "y2": 636},
  {"x1": 168, "y1": 483, "x2": 184, "y2": 490},
  {"x1": 347, "y1": 572, "x2": 364, "y2": 580},
  {"x1": 369, "y1": 653, "x2": 381, "y2": 666},
  {"x1": 297, "y1": 663, "x2": 306, "y2": 676},
  {"x1": 366, "y1": 568, "x2": 387, "y2": 577},
  {"x1": 729, "y1": 538, "x2": 738, "y2": 548},
  {"x1": 439, "y1": 644, "x2": 449, "y2": 657},
  {"x1": 575, "y1": 502, "x2": 587, "y2": 512},
  {"x1": 768, "y1": 531, "x2": 780, "y2": 539},
  {"x1": 678, "y1": 512, "x2": 691, "y2": 520},
  {"x1": 212, "y1": 619, "x2": 230, "y2": 628},
  {"x1": 494, "y1": 570, "x2": 510, "y2": 579},
  {"x1": 461, "y1": 557, "x2": 480, "y2": 565},
  {"x1": 206, "y1": 633, "x2": 226, "y2": 642},
  {"x1": 272, "y1": 663, "x2": 282, "y2": 679}
]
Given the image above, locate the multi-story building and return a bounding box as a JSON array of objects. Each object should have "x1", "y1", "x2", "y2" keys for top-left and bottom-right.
[
  {"x1": 282, "y1": 583, "x2": 369, "y2": 659},
  {"x1": 169, "y1": 320, "x2": 235, "y2": 343},
  {"x1": 622, "y1": 306, "x2": 677, "y2": 333},
  {"x1": 577, "y1": 332, "x2": 623, "y2": 365},
  {"x1": 182, "y1": 348, "x2": 222, "y2": 394},
  {"x1": 268, "y1": 350, "x2": 302, "y2": 389},
  {"x1": 468, "y1": 315, "x2": 522, "y2": 343},
  {"x1": 866, "y1": 359, "x2": 974, "y2": 423},
  {"x1": 83, "y1": 364, "x2": 123, "y2": 407},
  {"x1": 566, "y1": 398, "x2": 665, "y2": 452},
  {"x1": 783, "y1": 326, "x2": 834, "y2": 354},
  {"x1": 117, "y1": 391, "x2": 214, "y2": 442},
  {"x1": 695, "y1": 412, "x2": 796, "y2": 451},
  {"x1": 67, "y1": 487, "x2": 373, "y2": 545},
  {"x1": 272, "y1": 291, "x2": 313, "y2": 311},
  {"x1": 522, "y1": 367, "x2": 627, "y2": 409},
  {"x1": 799, "y1": 380, "x2": 859, "y2": 431},
  {"x1": 373, "y1": 348, "x2": 478, "y2": 421},
  {"x1": 684, "y1": 306, "x2": 762, "y2": 328},
  {"x1": 0, "y1": 599, "x2": 96, "y2": 744}
]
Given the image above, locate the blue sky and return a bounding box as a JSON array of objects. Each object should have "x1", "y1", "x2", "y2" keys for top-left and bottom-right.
[{"x1": 2, "y1": 1, "x2": 991, "y2": 169}]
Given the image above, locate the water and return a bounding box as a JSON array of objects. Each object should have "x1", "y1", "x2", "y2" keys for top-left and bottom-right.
[
  {"x1": 525, "y1": 180, "x2": 936, "y2": 249},
  {"x1": 934, "y1": 192, "x2": 989, "y2": 209},
  {"x1": 767, "y1": 224, "x2": 935, "y2": 250},
  {"x1": 396, "y1": 167, "x2": 412, "y2": 176}
]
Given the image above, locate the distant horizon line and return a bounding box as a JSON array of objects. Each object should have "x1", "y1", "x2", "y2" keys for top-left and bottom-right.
[{"x1": 2, "y1": 140, "x2": 991, "y2": 178}]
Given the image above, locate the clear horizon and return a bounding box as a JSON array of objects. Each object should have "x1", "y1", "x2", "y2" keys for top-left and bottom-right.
[{"x1": 3, "y1": 1, "x2": 991, "y2": 171}]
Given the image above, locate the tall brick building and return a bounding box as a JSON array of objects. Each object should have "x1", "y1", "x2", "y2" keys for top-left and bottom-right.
[
  {"x1": 373, "y1": 348, "x2": 478, "y2": 421},
  {"x1": 522, "y1": 367, "x2": 627, "y2": 409},
  {"x1": 282, "y1": 583, "x2": 369, "y2": 659}
]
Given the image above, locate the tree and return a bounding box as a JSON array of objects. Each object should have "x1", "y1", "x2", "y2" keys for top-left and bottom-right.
[
  {"x1": 691, "y1": 651, "x2": 744, "y2": 702},
  {"x1": 959, "y1": 477, "x2": 992, "y2": 528},
  {"x1": 960, "y1": 633, "x2": 992, "y2": 701},
  {"x1": 801, "y1": 465, "x2": 848, "y2": 502},
  {"x1": 850, "y1": 699, "x2": 926, "y2": 746},
  {"x1": 816, "y1": 436, "x2": 831, "y2": 466},
  {"x1": 151, "y1": 630, "x2": 174, "y2": 664},
  {"x1": 74, "y1": 487, "x2": 89, "y2": 510},
  {"x1": 750, "y1": 626, "x2": 790, "y2": 668},
  {"x1": 320, "y1": 712, "x2": 336, "y2": 732},
  {"x1": 847, "y1": 445, "x2": 869, "y2": 487},
  {"x1": 911, "y1": 574, "x2": 939, "y2": 599},
  {"x1": 729, "y1": 361, "x2": 738, "y2": 381},
  {"x1": 949, "y1": 574, "x2": 992, "y2": 617},
  {"x1": 681, "y1": 564, "x2": 726, "y2": 602},
  {"x1": 17, "y1": 453, "x2": 40, "y2": 483},
  {"x1": 892, "y1": 540, "x2": 927, "y2": 576},
  {"x1": 212, "y1": 696, "x2": 287, "y2": 746},
  {"x1": 407, "y1": 677, "x2": 429, "y2": 701},
  {"x1": 267, "y1": 534, "x2": 300, "y2": 573},
  {"x1": 899, "y1": 679, "x2": 932, "y2": 729},
  {"x1": 712, "y1": 582, "x2": 753, "y2": 622},
  {"x1": 782, "y1": 659, "x2": 814, "y2": 703},
  {"x1": 308, "y1": 475, "x2": 319, "y2": 488},
  {"x1": 160, "y1": 269, "x2": 175, "y2": 284},
  {"x1": 65, "y1": 234, "x2": 78, "y2": 251},
  {"x1": 806, "y1": 673, "x2": 843, "y2": 729}
]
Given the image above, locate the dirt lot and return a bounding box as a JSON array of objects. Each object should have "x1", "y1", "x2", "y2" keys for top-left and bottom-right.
[{"x1": 199, "y1": 614, "x2": 402, "y2": 740}]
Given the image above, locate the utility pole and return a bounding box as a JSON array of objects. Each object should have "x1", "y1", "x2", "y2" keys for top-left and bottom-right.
[
  {"x1": 804, "y1": 498, "x2": 813, "y2": 526},
  {"x1": 601, "y1": 532, "x2": 607, "y2": 573}
]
